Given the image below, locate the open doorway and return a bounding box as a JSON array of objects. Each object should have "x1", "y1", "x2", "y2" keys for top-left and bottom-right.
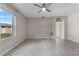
[{"x1": 55, "y1": 18, "x2": 64, "y2": 39}]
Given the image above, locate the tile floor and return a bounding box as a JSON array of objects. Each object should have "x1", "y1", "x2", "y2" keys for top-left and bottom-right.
[{"x1": 4, "y1": 38, "x2": 79, "y2": 56}]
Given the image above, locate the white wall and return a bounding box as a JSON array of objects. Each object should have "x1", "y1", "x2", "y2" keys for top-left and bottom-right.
[
  {"x1": 67, "y1": 12, "x2": 79, "y2": 43},
  {"x1": 0, "y1": 4, "x2": 27, "y2": 55},
  {"x1": 26, "y1": 18, "x2": 52, "y2": 38},
  {"x1": 26, "y1": 17, "x2": 67, "y2": 39}
]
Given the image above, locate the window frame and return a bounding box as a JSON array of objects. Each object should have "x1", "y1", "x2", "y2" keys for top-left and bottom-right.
[{"x1": 0, "y1": 4, "x2": 16, "y2": 41}]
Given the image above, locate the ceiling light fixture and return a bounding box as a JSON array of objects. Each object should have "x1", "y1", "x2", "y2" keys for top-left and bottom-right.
[
  {"x1": 42, "y1": 8, "x2": 46, "y2": 11},
  {"x1": 33, "y1": 3, "x2": 52, "y2": 13}
]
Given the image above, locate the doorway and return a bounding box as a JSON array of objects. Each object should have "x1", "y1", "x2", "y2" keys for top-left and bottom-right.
[{"x1": 55, "y1": 18, "x2": 64, "y2": 39}]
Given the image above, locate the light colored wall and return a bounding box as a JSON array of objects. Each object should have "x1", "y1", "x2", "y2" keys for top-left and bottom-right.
[
  {"x1": 67, "y1": 12, "x2": 79, "y2": 43},
  {"x1": 0, "y1": 4, "x2": 27, "y2": 55},
  {"x1": 26, "y1": 18, "x2": 52, "y2": 38},
  {"x1": 26, "y1": 17, "x2": 67, "y2": 39}
]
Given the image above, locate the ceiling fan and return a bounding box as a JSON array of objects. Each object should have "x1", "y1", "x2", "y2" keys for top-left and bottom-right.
[{"x1": 33, "y1": 3, "x2": 52, "y2": 13}]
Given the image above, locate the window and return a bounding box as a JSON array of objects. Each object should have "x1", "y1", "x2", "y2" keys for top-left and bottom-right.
[{"x1": 0, "y1": 6, "x2": 16, "y2": 40}]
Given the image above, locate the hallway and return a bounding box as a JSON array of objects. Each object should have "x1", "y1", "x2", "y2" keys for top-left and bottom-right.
[{"x1": 4, "y1": 39, "x2": 79, "y2": 56}]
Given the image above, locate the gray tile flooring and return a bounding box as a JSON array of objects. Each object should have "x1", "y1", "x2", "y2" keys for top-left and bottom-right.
[{"x1": 4, "y1": 38, "x2": 79, "y2": 56}]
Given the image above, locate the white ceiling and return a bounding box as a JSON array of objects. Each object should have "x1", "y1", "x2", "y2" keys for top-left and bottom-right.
[{"x1": 11, "y1": 3, "x2": 79, "y2": 18}]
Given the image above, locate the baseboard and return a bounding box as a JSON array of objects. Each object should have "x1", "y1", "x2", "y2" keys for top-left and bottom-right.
[
  {"x1": 26, "y1": 37, "x2": 64, "y2": 40},
  {"x1": 26, "y1": 37, "x2": 50, "y2": 39},
  {"x1": 67, "y1": 39, "x2": 79, "y2": 44},
  {"x1": 0, "y1": 38, "x2": 26, "y2": 56}
]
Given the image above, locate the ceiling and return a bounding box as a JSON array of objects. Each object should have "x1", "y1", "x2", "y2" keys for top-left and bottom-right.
[{"x1": 10, "y1": 3, "x2": 79, "y2": 18}]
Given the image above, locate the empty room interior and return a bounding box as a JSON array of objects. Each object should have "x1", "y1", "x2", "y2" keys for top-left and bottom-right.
[{"x1": 0, "y1": 3, "x2": 79, "y2": 56}]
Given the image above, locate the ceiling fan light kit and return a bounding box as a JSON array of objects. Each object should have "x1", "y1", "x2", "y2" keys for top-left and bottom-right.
[{"x1": 41, "y1": 8, "x2": 46, "y2": 11}]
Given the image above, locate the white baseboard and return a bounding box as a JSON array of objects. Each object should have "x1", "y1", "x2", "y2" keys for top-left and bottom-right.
[
  {"x1": 0, "y1": 38, "x2": 26, "y2": 56},
  {"x1": 26, "y1": 37, "x2": 50, "y2": 39},
  {"x1": 26, "y1": 37, "x2": 64, "y2": 40},
  {"x1": 67, "y1": 39, "x2": 79, "y2": 44}
]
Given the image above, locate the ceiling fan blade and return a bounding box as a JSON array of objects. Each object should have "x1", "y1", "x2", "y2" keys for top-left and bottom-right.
[
  {"x1": 46, "y1": 3, "x2": 52, "y2": 7},
  {"x1": 33, "y1": 4, "x2": 41, "y2": 8},
  {"x1": 46, "y1": 8, "x2": 51, "y2": 12}
]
